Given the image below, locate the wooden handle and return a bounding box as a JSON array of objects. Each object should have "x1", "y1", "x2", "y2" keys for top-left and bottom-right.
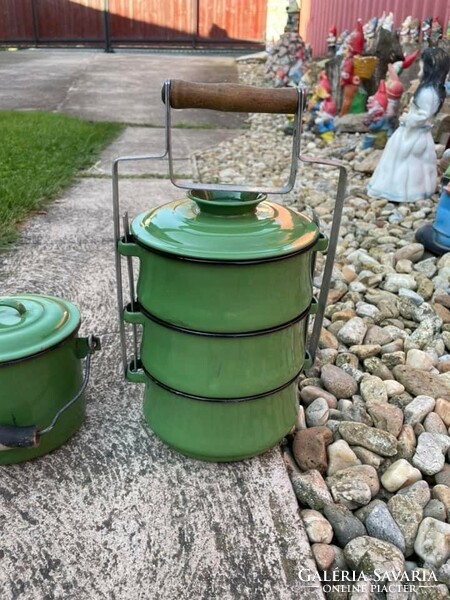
[{"x1": 164, "y1": 80, "x2": 299, "y2": 114}]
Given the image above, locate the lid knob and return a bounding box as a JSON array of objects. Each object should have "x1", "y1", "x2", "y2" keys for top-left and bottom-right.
[
  {"x1": 188, "y1": 190, "x2": 266, "y2": 216},
  {"x1": 0, "y1": 300, "x2": 27, "y2": 328}
]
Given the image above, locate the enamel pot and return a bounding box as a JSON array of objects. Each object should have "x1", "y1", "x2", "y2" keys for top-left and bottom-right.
[
  {"x1": 0, "y1": 295, "x2": 100, "y2": 464},
  {"x1": 123, "y1": 298, "x2": 317, "y2": 398},
  {"x1": 127, "y1": 367, "x2": 299, "y2": 463},
  {"x1": 118, "y1": 191, "x2": 328, "y2": 333}
]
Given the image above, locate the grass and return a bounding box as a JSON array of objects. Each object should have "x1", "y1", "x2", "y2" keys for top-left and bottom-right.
[{"x1": 0, "y1": 111, "x2": 123, "y2": 245}]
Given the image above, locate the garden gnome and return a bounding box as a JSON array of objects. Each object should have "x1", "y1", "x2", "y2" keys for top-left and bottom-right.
[
  {"x1": 336, "y1": 30, "x2": 349, "y2": 56},
  {"x1": 422, "y1": 16, "x2": 432, "y2": 43},
  {"x1": 312, "y1": 73, "x2": 337, "y2": 143},
  {"x1": 339, "y1": 21, "x2": 364, "y2": 116},
  {"x1": 400, "y1": 16, "x2": 412, "y2": 45},
  {"x1": 431, "y1": 18, "x2": 443, "y2": 44},
  {"x1": 385, "y1": 63, "x2": 403, "y2": 136},
  {"x1": 410, "y1": 18, "x2": 420, "y2": 43},
  {"x1": 415, "y1": 162, "x2": 450, "y2": 254},
  {"x1": 374, "y1": 12, "x2": 404, "y2": 86},
  {"x1": 327, "y1": 26, "x2": 337, "y2": 56},
  {"x1": 368, "y1": 47, "x2": 450, "y2": 202},
  {"x1": 363, "y1": 80, "x2": 388, "y2": 149},
  {"x1": 363, "y1": 17, "x2": 378, "y2": 51}
]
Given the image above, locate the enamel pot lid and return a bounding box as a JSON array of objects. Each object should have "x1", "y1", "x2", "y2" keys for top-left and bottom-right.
[
  {"x1": 0, "y1": 294, "x2": 81, "y2": 363},
  {"x1": 130, "y1": 191, "x2": 320, "y2": 261}
]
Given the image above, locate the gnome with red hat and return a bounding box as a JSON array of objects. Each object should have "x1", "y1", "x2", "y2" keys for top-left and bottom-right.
[
  {"x1": 385, "y1": 63, "x2": 404, "y2": 136},
  {"x1": 340, "y1": 20, "x2": 364, "y2": 116},
  {"x1": 363, "y1": 80, "x2": 388, "y2": 149},
  {"x1": 327, "y1": 26, "x2": 337, "y2": 56}
]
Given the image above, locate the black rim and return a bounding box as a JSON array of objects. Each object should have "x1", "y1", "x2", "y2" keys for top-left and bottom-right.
[
  {"x1": 129, "y1": 301, "x2": 314, "y2": 337},
  {"x1": 141, "y1": 364, "x2": 302, "y2": 403},
  {"x1": 130, "y1": 234, "x2": 322, "y2": 265}
]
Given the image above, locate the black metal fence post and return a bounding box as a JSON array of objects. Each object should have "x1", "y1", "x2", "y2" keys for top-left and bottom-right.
[
  {"x1": 103, "y1": 0, "x2": 113, "y2": 52},
  {"x1": 30, "y1": 0, "x2": 39, "y2": 46}
]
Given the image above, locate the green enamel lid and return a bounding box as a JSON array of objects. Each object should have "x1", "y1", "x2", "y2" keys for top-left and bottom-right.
[
  {"x1": 0, "y1": 294, "x2": 81, "y2": 363},
  {"x1": 131, "y1": 191, "x2": 320, "y2": 260}
]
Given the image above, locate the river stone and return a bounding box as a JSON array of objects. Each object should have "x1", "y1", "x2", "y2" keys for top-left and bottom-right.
[
  {"x1": 359, "y1": 375, "x2": 388, "y2": 405},
  {"x1": 384, "y1": 274, "x2": 417, "y2": 293},
  {"x1": 415, "y1": 257, "x2": 437, "y2": 278},
  {"x1": 367, "y1": 402, "x2": 403, "y2": 437},
  {"x1": 344, "y1": 536, "x2": 405, "y2": 577},
  {"x1": 300, "y1": 509, "x2": 334, "y2": 544},
  {"x1": 435, "y1": 464, "x2": 450, "y2": 487},
  {"x1": 292, "y1": 426, "x2": 333, "y2": 474},
  {"x1": 384, "y1": 380, "x2": 405, "y2": 397},
  {"x1": 412, "y1": 432, "x2": 450, "y2": 476},
  {"x1": 388, "y1": 495, "x2": 423, "y2": 557},
  {"x1": 300, "y1": 385, "x2": 338, "y2": 408},
  {"x1": 326, "y1": 465, "x2": 379, "y2": 500},
  {"x1": 397, "y1": 480, "x2": 431, "y2": 508},
  {"x1": 435, "y1": 398, "x2": 450, "y2": 427},
  {"x1": 380, "y1": 459, "x2": 422, "y2": 492},
  {"x1": 323, "y1": 504, "x2": 367, "y2": 547},
  {"x1": 311, "y1": 543, "x2": 335, "y2": 571},
  {"x1": 424, "y1": 412, "x2": 448, "y2": 435},
  {"x1": 290, "y1": 469, "x2": 333, "y2": 510},
  {"x1": 364, "y1": 325, "x2": 393, "y2": 346},
  {"x1": 404, "y1": 395, "x2": 436, "y2": 426},
  {"x1": 365, "y1": 503, "x2": 406, "y2": 554},
  {"x1": 348, "y1": 344, "x2": 381, "y2": 359},
  {"x1": 433, "y1": 485, "x2": 450, "y2": 513},
  {"x1": 352, "y1": 446, "x2": 384, "y2": 468},
  {"x1": 327, "y1": 440, "x2": 361, "y2": 476},
  {"x1": 329, "y1": 479, "x2": 372, "y2": 510},
  {"x1": 394, "y1": 243, "x2": 424, "y2": 264},
  {"x1": 296, "y1": 405, "x2": 306, "y2": 430},
  {"x1": 396, "y1": 425, "x2": 416, "y2": 460},
  {"x1": 435, "y1": 294, "x2": 450, "y2": 310},
  {"x1": 305, "y1": 397, "x2": 330, "y2": 427},
  {"x1": 339, "y1": 422, "x2": 398, "y2": 457},
  {"x1": 363, "y1": 357, "x2": 394, "y2": 380},
  {"x1": 321, "y1": 364, "x2": 359, "y2": 399},
  {"x1": 319, "y1": 327, "x2": 339, "y2": 350},
  {"x1": 406, "y1": 349, "x2": 435, "y2": 371},
  {"x1": 337, "y1": 317, "x2": 368, "y2": 346},
  {"x1": 424, "y1": 499, "x2": 447, "y2": 522},
  {"x1": 317, "y1": 347, "x2": 338, "y2": 366},
  {"x1": 335, "y1": 352, "x2": 359, "y2": 370},
  {"x1": 393, "y1": 365, "x2": 450, "y2": 401},
  {"x1": 414, "y1": 517, "x2": 450, "y2": 568}
]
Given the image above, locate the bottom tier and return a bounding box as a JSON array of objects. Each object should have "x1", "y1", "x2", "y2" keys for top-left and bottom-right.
[{"x1": 139, "y1": 373, "x2": 299, "y2": 462}]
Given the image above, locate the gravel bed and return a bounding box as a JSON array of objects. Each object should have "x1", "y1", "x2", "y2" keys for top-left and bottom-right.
[{"x1": 195, "y1": 61, "x2": 450, "y2": 599}]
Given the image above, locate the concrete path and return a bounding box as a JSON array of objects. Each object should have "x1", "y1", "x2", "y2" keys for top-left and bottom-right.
[{"x1": 0, "y1": 50, "x2": 324, "y2": 599}]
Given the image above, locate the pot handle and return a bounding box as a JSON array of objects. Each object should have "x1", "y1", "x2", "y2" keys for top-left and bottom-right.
[
  {"x1": 305, "y1": 158, "x2": 347, "y2": 364},
  {"x1": 0, "y1": 335, "x2": 101, "y2": 451},
  {"x1": 126, "y1": 360, "x2": 147, "y2": 384}
]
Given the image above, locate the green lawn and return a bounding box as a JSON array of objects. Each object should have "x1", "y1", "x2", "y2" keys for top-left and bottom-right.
[{"x1": 0, "y1": 111, "x2": 123, "y2": 245}]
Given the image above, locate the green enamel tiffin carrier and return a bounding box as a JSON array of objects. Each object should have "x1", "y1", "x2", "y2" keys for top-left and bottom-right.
[{"x1": 114, "y1": 79, "x2": 347, "y2": 462}]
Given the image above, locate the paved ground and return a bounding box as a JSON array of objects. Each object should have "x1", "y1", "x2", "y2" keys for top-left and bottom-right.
[{"x1": 0, "y1": 50, "x2": 323, "y2": 599}]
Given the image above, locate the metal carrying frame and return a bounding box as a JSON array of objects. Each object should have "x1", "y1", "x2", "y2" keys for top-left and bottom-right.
[{"x1": 113, "y1": 79, "x2": 347, "y2": 378}]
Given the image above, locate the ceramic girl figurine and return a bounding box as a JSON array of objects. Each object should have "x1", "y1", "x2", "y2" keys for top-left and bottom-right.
[{"x1": 367, "y1": 47, "x2": 450, "y2": 203}]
